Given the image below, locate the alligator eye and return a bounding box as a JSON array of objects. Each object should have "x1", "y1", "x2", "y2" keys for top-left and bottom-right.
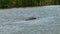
[{"x1": 25, "y1": 17, "x2": 37, "y2": 21}]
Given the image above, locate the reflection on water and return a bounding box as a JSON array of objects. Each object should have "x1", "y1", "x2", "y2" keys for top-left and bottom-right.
[{"x1": 0, "y1": 5, "x2": 60, "y2": 34}]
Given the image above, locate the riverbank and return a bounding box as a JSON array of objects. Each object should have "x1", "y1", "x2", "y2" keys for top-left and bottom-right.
[{"x1": 0, "y1": 0, "x2": 60, "y2": 8}]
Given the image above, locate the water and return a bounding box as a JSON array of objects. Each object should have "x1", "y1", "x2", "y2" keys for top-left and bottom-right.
[{"x1": 0, "y1": 5, "x2": 60, "y2": 34}]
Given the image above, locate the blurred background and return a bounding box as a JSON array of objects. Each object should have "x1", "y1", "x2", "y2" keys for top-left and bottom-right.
[{"x1": 0, "y1": 0, "x2": 60, "y2": 8}]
